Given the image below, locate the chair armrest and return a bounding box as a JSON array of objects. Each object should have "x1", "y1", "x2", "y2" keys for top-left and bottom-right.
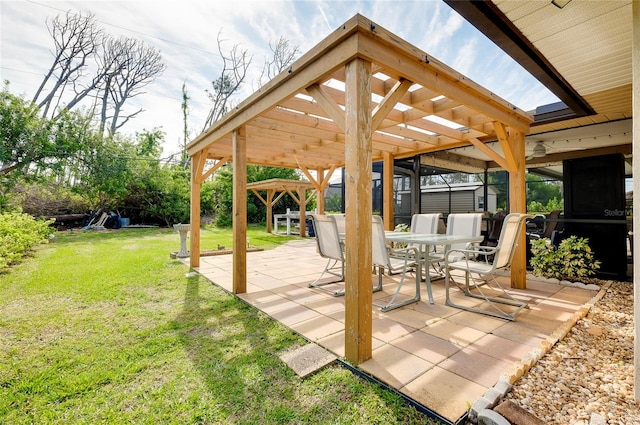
[
  {"x1": 389, "y1": 246, "x2": 419, "y2": 258},
  {"x1": 444, "y1": 246, "x2": 497, "y2": 264}
]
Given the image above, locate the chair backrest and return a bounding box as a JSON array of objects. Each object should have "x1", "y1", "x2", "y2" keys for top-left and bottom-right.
[
  {"x1": 487, "y1": 210, "x2": 508, "y2": 241},
  {"x1": 311, "y1": 215, "x2": 343, "y2": 261},
  {"x1": 445, "y1": 213, "x2": 483, "y2": 250},
  {"x1": 371, "y1": 215, "x2": 390, "y2": 268},
  {"x1": 410, "y1": 213, "x2": 441, "y2": 234},
  {"x1": 330, "y1": 213, "x2": 346, "y2": 234},
  {"x1": 493, "y1": 213, "x2": 533, "y2": 269}
]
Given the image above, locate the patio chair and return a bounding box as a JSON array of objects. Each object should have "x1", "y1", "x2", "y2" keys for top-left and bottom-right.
[
  {"x1": 330, "y1": 213, "x2": 346, "y2": 235},
  {"x1": 528, "y1": 210, "x2": 561, "y2": 240},
  {"x1": 308, "y1": 214, "x2": 346, "y2": 296},
  {"x1": 371, "y1": 215, "x2": 421, "y2": 311},
  {"x1": 409, "y1": 213, "x2": 442, "y2": 278},
  {"x1": 443, "y1": 213, "x2": 532, "y2": 321},
  {"x1": 429, "y1": 213, "x2": 484, "y2": 275},
  {"x1": 410, "y1": 213, "x2": 441, "y2": 235}
]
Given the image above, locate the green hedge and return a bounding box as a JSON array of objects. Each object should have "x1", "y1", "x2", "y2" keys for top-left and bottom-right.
[{"x1": 0, "y1": 212, "x2": 54, "y2": 272}]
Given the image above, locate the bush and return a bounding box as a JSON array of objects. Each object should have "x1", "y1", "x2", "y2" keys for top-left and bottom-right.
[
  {"x1": 530, "y1": 235, "x2": 601, "y2": 280},
  {"x1": 10, "y1": 182, "x2": 93, "y2": 217},
  {"x1": 0, "y1": 212, "x2": 54, "y2": 272}
]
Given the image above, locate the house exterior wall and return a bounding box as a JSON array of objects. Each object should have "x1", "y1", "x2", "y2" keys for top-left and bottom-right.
[{"x1": 400, "y1": 186, "x2": 498, "y2": 215}]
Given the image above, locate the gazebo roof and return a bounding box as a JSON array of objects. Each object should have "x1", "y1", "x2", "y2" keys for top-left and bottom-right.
[{"x1": 187, "y1": 14, "x2": 533, "y2": 171}]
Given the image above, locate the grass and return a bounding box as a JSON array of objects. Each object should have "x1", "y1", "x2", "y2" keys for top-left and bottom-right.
[{"x1": 0, "y1": 225, "x2": 440, "y2": 424}]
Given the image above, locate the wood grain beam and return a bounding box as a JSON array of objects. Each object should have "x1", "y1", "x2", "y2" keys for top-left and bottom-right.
[
  {"x1": 306, "y1": 83, "x2": 346, "y2": 131},
  {"x1": 372, "y1": 78, "x2": 412, "y2": 130}
]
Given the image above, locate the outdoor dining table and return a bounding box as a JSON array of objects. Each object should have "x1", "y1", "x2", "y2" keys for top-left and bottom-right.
[{"x1": 383, "y1": 232, "x2": 484, "y2": 305}]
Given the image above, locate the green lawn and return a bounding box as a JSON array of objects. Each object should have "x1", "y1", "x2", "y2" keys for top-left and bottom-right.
[{"x1": 0, "y1": 226, "x2": 439, "y2": 424}]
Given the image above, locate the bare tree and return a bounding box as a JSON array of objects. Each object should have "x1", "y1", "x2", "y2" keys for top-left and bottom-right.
[
  {"x1": 202, "y1": 31, "x2": 251, "y2": 131},
  {"x1": 257, "y1": 37, "x2": 300, "y2": 88},
  {"x1": 32, "y1": 11, "x2": 165, "y2": 137},
  {"x1": 97, "y1": 36, "x2": 165, "y2": 135},
  {"x1": 32, "y1": 11, "x2": 103, "y2": 119}
]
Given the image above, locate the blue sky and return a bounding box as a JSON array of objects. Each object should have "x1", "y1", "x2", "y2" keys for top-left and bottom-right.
[{"x1": 1, "y1": 0, "x2": 559, "y2": 158}]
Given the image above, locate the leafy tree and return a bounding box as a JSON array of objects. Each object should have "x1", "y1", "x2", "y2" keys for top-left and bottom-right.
[
  {"x1": 526, "y1": 175, "x2": 562, "y2": 207},
  {"x1": 0, "y1": 85, "x2": 92, "y2": 181},
  {"x1": 114, "y1": 129, "x2": 190, "y2": 226},
  {"x1": 325, "y1": 193, "x2": 343, "y2": 213}
]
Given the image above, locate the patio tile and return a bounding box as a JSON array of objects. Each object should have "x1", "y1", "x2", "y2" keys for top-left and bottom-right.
[
  {"x1": 237, "y1": 290, "x2": 281, "y2": 305},
  {"x1": 439, "y1": 347, "x2": 513, "y2": 387},
  {"x1": 401, "y1": 366, "x2": 488, "y2": 423},
  {"x1": 304, "y1": 297, "x2": 345, "y2": 315},
  {"x1": 279, "y1": 343, "x2": 337, "y2": 378},
  {"x1": 511, "y1": 309, "x2": 563, "y2": 334},
  {"x1": 393, "y1": 330, "x2": 460, "y2": 364},
  {"x1": 278, "y1": 286, "x2": 330, "y2": 304},
  {"x1": 409, "y1": 298, "x2": 460, "y2": 319},
  {"x1": 380, "y1": 308, "x2": 437, "y2": 329},
  {"x1": 491, "y1": 321, "x2": 546, "y2": 347},
  {"x1": 372, "y1": 316, "x2": 415, "y2": 343},
  {"x1": 421, "y1": 318, "x2": 486, "y2": 349},
  {"x1": 326, "y1": 309, "x2": 345, "y2": 323},
  {"x1": 445, "y1": 310, "x2": 507, "y2": 333},
  {"x1": 290, "y1": 314, "x2": 344, "y2": 342},
  {"x1": 247, "y1": 272, "x2": 289, "y2": 290},
  {"x1": 317, "y1": 331, "x2": 385, "y2": 358},
  {"x1": 527, "y1": 300, "x2": 580, "y2": 321},
  {"x1": 257, "y1": 297, "x2": 302, "y2": 315},
  {"x1": 270, "y1": 304, "x2": 320, "y2": 326},
  {"x1": 553, "y1": 285, "x2": 599, "y2": 303},
  {"x1": 466, "y1": 333, "x2": 532, "y2": 364},
  {"x1": 360, "y1": 344, "x2": 434, "y2": 388}
]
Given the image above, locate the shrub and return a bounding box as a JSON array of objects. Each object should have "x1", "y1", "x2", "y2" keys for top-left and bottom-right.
[
  {"x1": 530, "y1": 235, "x2": 601, "y2": 280},
  {"x1": 0, "y1": 212, "x2": 54, "y2": 272}
]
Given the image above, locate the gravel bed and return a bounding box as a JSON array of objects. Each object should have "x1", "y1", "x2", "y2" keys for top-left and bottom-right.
[{"x1": 505, "y1": 281, "x2": 638, "y2": 424}]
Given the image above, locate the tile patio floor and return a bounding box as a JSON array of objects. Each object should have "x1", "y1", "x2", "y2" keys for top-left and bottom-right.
[{"x1": 189, "y1": 239, "x2": 599, "y2": 423}]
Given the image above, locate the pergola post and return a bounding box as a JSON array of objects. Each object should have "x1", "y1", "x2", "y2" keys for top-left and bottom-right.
[
  {"x1": 298, "y1": 187, "x2": 307, "y2": 237},
  {"x1": 508, "y1": 128, "x2": 527, "y2": 289},
  {"x1": 266, "y1": 189, "x2": 275, "y2": 233},
  {"x1": 232, "y1": 129, "x2": 247, "y2": 294},
  {"x1": 383, "y1": 152, "x2": 395, "y2": 230},
  {"x1": 189, "y1": 151, "x2": 203, "y2": 268},
  {"x1": 344, "y1": 58, "x2": 373, "y2": 365},
  {"x1": 316, "y1": 169, "x2": 326, "y2": 214}
]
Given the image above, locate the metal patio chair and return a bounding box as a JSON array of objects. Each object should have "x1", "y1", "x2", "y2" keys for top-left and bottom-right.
[
  {"x1": 372, "y1": 215, "x2": 421, "y2": 311},
  {"x1": 308, "y1": 214, "x2": 346, "y2": 296},
  {"x1": 443, "y1": 212, "x2": 533, "y2": 321},
  {"x1": 430, "y1": 213, "x2": 484, "y2": 275}
]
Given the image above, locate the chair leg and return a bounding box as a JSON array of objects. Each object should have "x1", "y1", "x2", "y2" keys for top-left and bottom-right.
[
  {"x1": 374, "y1": 263, "x2": 420, "y2": 312},
  {"x1": 422, "y1": 260, "x2": 434, "y2": 304},
  {"x1": 308, "y1": 258, "x2": 345, "y2": 296},
  {"x1": 445, "y1": 269, "x2": 528, "y2": 321}
]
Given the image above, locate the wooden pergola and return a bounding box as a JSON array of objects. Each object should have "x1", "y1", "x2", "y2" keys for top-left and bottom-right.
[
  {"x1": 187, "y1": 14, "x2": 533, "y2": 365},
  {"x1": 246, "y1": 178, "x2": 316, "y2": 234}
]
